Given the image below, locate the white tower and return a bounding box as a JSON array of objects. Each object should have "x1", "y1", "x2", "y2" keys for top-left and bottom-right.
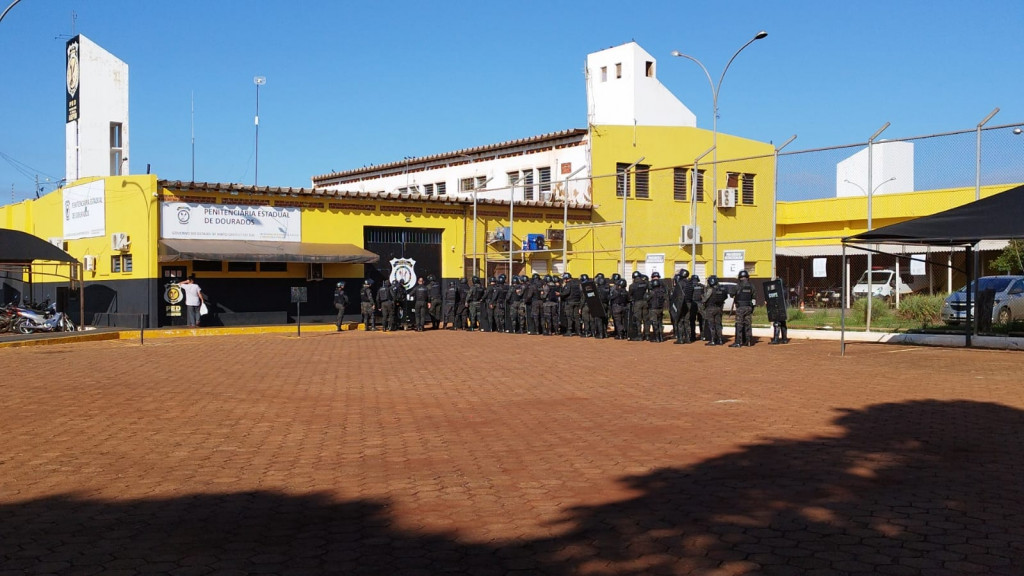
[
  {"x1": 65, "y1": 34, "x2": 129, "y2": 182},
  {"x1": 585, "y1": 42, "x2": 696, "y2": 128}
]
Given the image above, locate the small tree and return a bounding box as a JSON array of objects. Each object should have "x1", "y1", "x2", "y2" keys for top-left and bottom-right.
[{"x1": 989, "y1": 239, "x2": 1024, "y2": 275}]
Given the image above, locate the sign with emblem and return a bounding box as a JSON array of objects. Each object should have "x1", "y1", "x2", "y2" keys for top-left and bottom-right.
[
  {"x1": 160, "y1": 202, "x2": 301, "y2": 241},
  {"x1": 62, "y1": 180, "x2": 106, "y2": 240},
  {"x1": 163, "y1": 282, "x2": 184, "y2": 317},
  {"x1": 389, "y1": 258, "x2": 417, "y2": 291},
  {"x1": 66, "y1": 36, "x2": 80, "y2": 123}
]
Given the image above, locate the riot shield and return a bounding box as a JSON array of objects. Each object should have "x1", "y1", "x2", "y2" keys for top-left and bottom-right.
[
  {"x1": 581, "y1": 280, "x2": 605, "y2": 319},
  {"x1": 762, "y1": 279, "x2": 787, "y2": 324}
]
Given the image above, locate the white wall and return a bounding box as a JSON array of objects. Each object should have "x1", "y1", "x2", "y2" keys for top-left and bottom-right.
[
  {"x1": 836, "y1": 141, "x2": 915, "y2": 197},
  {"x1": 66, "y1": 35, "x2": 129, "y2": 182},
  {"x1": 585, "y1": 42, "x2": 696, "y2": 128},
  {"x1": 324, "y1": 145, "x2": 592, "y2": 204}
]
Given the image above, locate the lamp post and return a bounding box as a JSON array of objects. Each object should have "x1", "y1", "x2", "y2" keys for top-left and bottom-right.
[
  {"x1": 672, "y1": 30, "x2": 767, "y2": 276},
  {"x1": 864, "y1": 122, "x2": 890, "y2": 332},
  {"x1": 562, "y1": 164, "x2": 587, "y2": 271},
  {"x1": 620, "y1": 157, "x2": 645, "y2": 277},
  {"x1": 690, "y1": 146, "x2": 715, "y2": 274},
  {"x1": 842, "y1": 177, "x2": 896, "y2": 197},
  {"x1": 253, "y1": 76, "x2": 266, "y2": 187}
]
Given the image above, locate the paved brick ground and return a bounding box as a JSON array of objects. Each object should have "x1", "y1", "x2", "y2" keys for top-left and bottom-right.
[{"x1": 2, "y1": 331, "x2": 1023, "y2": 575}]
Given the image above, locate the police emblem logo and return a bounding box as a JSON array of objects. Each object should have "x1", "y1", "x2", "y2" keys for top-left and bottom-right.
[
  {"x1": 389, "y1": 258, "x2": 417, "y2": 291},
  {"x1": 164, "y1": 284, "x2": 184, "y2": 305}
]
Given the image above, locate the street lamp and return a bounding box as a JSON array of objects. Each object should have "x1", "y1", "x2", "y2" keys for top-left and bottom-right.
[
  {"x1": 562, "y1": 164, "x2": 587, "y2": 271},
  {"x1": 620, "y1": 157, "x2": 645, "y2": 277},
  {"x1": 672, "y1": 30, "x2": 767, "y2": 276},
  {"x1": 253, "y1": 76, "x2": 266, "y2": 187},
  {"x1": 843, "y1": 177, "x2": 896, "y2": 197}
]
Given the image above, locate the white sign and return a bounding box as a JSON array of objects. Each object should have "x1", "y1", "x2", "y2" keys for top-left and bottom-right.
[
  {"x1": 160, "y1": 202, "x2": 301, "y2": 241},
  {"x1": 813, "y1": 257, "x2": 827, "y2": 278},
  {"x1": 722, "y1": 250, "x2": 745, "y2": 278},
  {"x1": 62, "y1": 180, "x2": 106, "y2": 239},
  {"x1": 910, "y1": 255, "x2": 926, "y2": 276},
  {"x1": 645, "y1": 253, "x2": 665, "y2": 278}
]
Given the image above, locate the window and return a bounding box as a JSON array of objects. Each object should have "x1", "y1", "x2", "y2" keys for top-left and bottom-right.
[
  {"x1": 460, "y1": 177, "x2": 475, "y2": 192},
  {"x1": 436, "y1": 181, "x2": 447, "y2": 195},
  {"x1": 615, "y1": 162, "x2": 631, "y2": 198},
  {"x1": 507, "y1": 171, "x2": 519, "y2": 188},
  {"x1": 475, "y1": 176, "x2": 487, "y2": 190},
  {"x1": 110, "y1": 122, "x2": 124, "y2": 176},
  {"x1": 742, "y1": 173, "x2": 755, "y2": 205},
  {"x1": 615, "y1": 63, "x2": 622, "y2": 78},
  {"x1": 228, "y1": 261, "x2": 258, "y2": 272},
  {"x1": 634, "y1": 164, "x2": 650, "y2": 199},
  {"x1": 538, "y1": 166, "x2": 551, "y2": 198},
  {"x1": 645, "y1": 61, "x2": 654, "y2": 78},
  {"x1": 110, "y1": 253, "x2": 132, "y2": 273},
  {"x1": 193, "y1": 260, "x2": 222, "y2": 272},
  {"x1": 673, "y1": 168, "x2": 688, "y2": 201},
  {"x1": 522, "y1": 170, "x2": 534, "y2": 201},
  {"x1": 695, "y1": 169, "x2": 706, "y2": 202},
  {"x1": 727, "y1": 172, "x2": 739, "y2": 189},
  {"x1": 260, "y1": 262, "x2": 287, "y2": 272},
  {"x1": 422, "y1": 183, "x2": 434, "y2": 195},
  {"x1": 601, "y1": 66, "x2": 607, "y2": 82}
]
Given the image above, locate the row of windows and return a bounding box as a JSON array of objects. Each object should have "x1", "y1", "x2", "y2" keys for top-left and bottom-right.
[
  {"x1": 192, "y1": 261, "x2": 289, "y2": 272},
  {"x1": 617, "y1": 165, "x2": 757, "y2": 205}
]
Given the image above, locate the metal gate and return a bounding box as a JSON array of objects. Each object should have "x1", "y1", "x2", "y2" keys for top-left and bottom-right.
[{"x1": 363, "y1": 227, "x2": 443, "y2": 285}]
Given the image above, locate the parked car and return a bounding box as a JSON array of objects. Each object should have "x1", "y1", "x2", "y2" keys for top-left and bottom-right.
[
  {"x1": 941, "y1": 275, "x2": 1024, "y2": 325},
  {"x1": 852, "y1": 268, "x2": 928, "y2": 301}
]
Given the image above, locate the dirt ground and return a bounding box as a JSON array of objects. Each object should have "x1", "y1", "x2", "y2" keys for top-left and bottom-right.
[{"x1": 2, "y1": 332, "x2": 1022, "y2": 575}]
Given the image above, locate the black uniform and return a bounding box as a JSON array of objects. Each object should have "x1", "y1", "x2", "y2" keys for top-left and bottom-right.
[
  {"x1": 442, "y1": 281, "x2": 459, "y2": 329},
  {"x1": 690, "y1": 279, "x2": 705, "y2": 341},
  {"x1": 468, "y1": 280, "x2": 484, "y2": 330},
  {"x1": 377, "y1": 283, "x2": 394, "y2": 332},
  {"x1": 389, "y1": 282, "x2": 408, "y2": 331},
  {"x1": 456, "y1": 279, "x2": 471, "y2": 330},
  {"x1": 674, "y1": 279, "x2": 693, "y2": 344},
  {"x1": 609, "y1": 281, "x2": 629, "y2": 339},
  {"x1": 492, "y1": 280, "x2": 508, "y2": 333},
  {"x1": 594, "y1": 278, "x2": 610, "y2": 339},
  {"x1": 334, "y1": 285, "x2": 348, "y2": 331},
  {"x1": 731, "y1": 278, "x2": 756, "y2": 347},
  {"x1": 647, "y1": 279, "x2": 667, "y2": 342},
  {"x1": 411, "y1": 280, "x2": 430, "y2": 331},
  {"x1": 509, "y1": 283, "x2": 526, "y2": 333},
  {"x1": 428, "y1": 278, "x2": 443, "y2": 329},
  {"x1": 703, "y1": 280, "x2": 728, "y2": 345},
  {"x1": 628, "y1": 276, "x2": 650, "y2": 340},
  {"x1": 525, "y1": 279, "x2": 543, "y2": 335},
  {"x1": 360, "y1": 282, "x2": 376, "y2": 331},
  {"x1": 541, "y1": 281, "x2": 559, "y2": 335}
]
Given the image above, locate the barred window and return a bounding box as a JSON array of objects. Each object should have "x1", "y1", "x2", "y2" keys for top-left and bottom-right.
[
  {"x1": 673, "y1": 168, "x2": 687, "y2": 201},
  {"x1": 436, "y1": 181, "x2": 447, "y2": 195},
  {"x1": 523, "y1": 170, "x2": 535, "y2": 201},
  {"x1": 695, "y1": 169, "x2": 706, "y2": 202},
  {"x1": 538, "y1": 166, "x2": 551, "y2": 195},
  {"x1": 742, "y1": 173, "x2": 755, "y2": 205},
  {"x1": 460, "y1": 177, "x2": 475, "y2": 192},
  {"x1": 635, "y1": 164, "x2": 650, "y2": 199},
  {"x1": 615, "y1": 162, "x2": 631, "y2": 198}
]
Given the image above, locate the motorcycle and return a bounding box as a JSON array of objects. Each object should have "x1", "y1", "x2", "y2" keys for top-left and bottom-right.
[{"x1": 11, "y1": 301, "x2": 76, "y2": 333}]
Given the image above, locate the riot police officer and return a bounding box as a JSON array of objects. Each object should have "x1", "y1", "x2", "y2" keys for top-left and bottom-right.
[
  {"x1": 468, "y1": 276, "x2": 485, "y2": 331},
  {"x1": 411, "y1": 276, "x2": 430, "y2": 331},
  {"x1": 442, "y1": 280, "x2": 459, "y2": 329},
  {"x1": 508, "y1": 276, "x2": 526, "y2": 334},
  {"x1": 702, "y1": 275, "x2": 728, "y2": 346},
  {"x1": 610, "y1": 278, "x2": 629, "y2": 339},
  {"x1": 377, "y1": 279, "x2": 394, "y2": 332},
  {"x1": 492, "y1": 274, "x2": 509, "y2": 333},
  {"x1": 690, "y1": 275, "x2": 705, "y2": 342},
  {"x1": 628, "y1": 271, "x2": 650, "y2": 341},
  {"x1": 594, "y1": 273, "x2": 610, "y2": 339},
  {"x1": 481, "y1": 277, "x2": 497, "y2": 332},
  {"x1": 427, "y1": 274, "x2": 443, "y2": 330},
  {"x1": 390, "y1": 279, "x2": 407, "y2": 331},
  {"x1": 456, "y1": 277, "x2": 471, "y2": 330},
  {"x1": 360, "y1": 279, "x2": 376, "y2": 331},
  {"x1": 560, "y1": 273, "x2": 582, "y2": 337},
  {"x1": 647, "y1": 276, "x2": 667, "y2": 342},
  {"x1": 730, "y1": 270, "x2": 756, "y2": 347},
  {"x1": 334, "y1": 281, "x2": 348, "y2": 332},
  {"x1": 673, "y1": 270, "x2": 692, "y2": 344},
  {"x1": 578, "y1": 273, "x2": 592, "y2": 337},
  {"x1": 541, "y1": 276, "x2": 559, "y2": 335}
]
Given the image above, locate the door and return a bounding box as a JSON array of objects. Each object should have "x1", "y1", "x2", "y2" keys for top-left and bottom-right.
[{"x1": 364, "y1": 227, "x2": 443, "y2": 288}]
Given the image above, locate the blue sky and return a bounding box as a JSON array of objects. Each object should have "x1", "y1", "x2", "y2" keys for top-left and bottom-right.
[{"x1": 1, "y1": 0, "x2": 1022, "y2": 204}]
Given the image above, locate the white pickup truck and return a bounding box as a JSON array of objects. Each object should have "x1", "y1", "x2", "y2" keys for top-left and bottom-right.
[{"x1": 851, "y1": 268, "x2": 926, "y2": 301}]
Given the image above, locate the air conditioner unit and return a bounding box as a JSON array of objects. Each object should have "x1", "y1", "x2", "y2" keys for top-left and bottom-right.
[
  {"x1": 717, "y1": 188, "x2": 737, "y2": 208},
  {"x1": 111, "y1": 232, "x2": 131, "y2": 251},
  {"x1": 83, "y1": 255, "x2": 96, "y2": 271},
  {"x1": 307, "y1": 263, "x2": 324, "y2": 281},
  {"x1": 680, "y1": 225, "x2": 700, "y2": 244},
  {"x1": 545, "y1": 228, "x2": 565, "y2": 242},
  {"x1": 487, "y1": 227, "x2": 510, "y2": 243}
]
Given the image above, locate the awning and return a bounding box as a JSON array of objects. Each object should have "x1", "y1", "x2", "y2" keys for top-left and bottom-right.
[
  {"x1": 776, "y1": 239, "x2": 1008, "y2": 258},
  {"x1": 158, "y1": 239, "x2": 379, "y2": 264}
]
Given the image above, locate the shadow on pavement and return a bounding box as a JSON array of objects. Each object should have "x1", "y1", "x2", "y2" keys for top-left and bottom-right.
[{"x1": 2, "y1": 400, "x2": 1021, "y2": 574}]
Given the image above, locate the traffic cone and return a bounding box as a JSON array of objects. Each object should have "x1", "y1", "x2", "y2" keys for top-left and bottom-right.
[{"x1": 799, "y1": 300, "x2": 805, "y2": 312}]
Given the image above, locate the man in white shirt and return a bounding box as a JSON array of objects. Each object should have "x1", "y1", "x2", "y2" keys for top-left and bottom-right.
[{"x1": 179, "y1": 275, "x2": 204, "y2": 327}]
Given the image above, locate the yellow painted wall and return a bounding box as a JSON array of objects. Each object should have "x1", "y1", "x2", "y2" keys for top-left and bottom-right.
[{"x1": 587, "y1": 124, "x2": 776, "y2": 278}]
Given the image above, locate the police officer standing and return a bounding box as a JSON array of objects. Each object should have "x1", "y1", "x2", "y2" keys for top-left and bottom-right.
[
  {"x1": 702, "y1": 275, "x2": 728, "y2": 346},
  {"x1": 673, "y1": 270, "x2": 692, "y2": 344},
  {"x1": 377, "y1": 279, "x2": 395, "y2": 332},
  {"x1": 560, "y1": 273, "x2": 582, "y2": 337},
  {"x1": 468, "y1": 276, "x2": 484, "y2": 331},
  {"x1": 509, "y1": 276, "x2": 526, "y2": 334},
  {"x1": 647, "y1": 273, "x2": 667, "y2": 343},
  {"x1": 360, "y1": 279, "x2": 376, "y2": 331},
  {"x1": 594, "y1": 273, "x2": 610, "y2": 339},
  {"x1": 456, "y1": 277, "x2": 471, "y2": 330},
  {"x1": 541, "y1": 276, "x2": 558, "y2": 335},
  {"x1": 427, "y1": 274, "x2": 443, "y2": 330},
  {"x1": 730, "y1": 270, "x2": 756, "y2": 347},
  {"x1": 333, "y1": 281, "x2": 348, "y2": 332},
  {"x1": 628, "y1": 271, "x2": 650, "y2": 341},
  {"x1": 411, "y1": 276, "x2": 430, "y2": 331},
  {"x1": 390, "y1": 279, "x2": 408, "y2": 331},
  {"x1": 527, "y1": 274, "x2": 544, "y2": 335},
  {"x1": 610, "y1": 278, "x2": 629, "y2": 339},
  {"x1": 493, "y1": 274, "x2": 509, "y2": 333},
  {"x1": 690, "y1": 275, "x2": 705, "y2": 342},
  {"x1": 442, "y1": 280, "x2": 459, "y2": 329}
]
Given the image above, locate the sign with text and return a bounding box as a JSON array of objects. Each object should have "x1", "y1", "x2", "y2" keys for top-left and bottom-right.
[
  {"x1": 722, "y1": 250, "x2": 746, "y2": 278},
  {"x1": 62, "y1": 180, "x2": 105, "y2": 239},
  {"x1": 644, "y1": 253, "x2": 665, "y2": 279},
  {"x1": 910, "y1": 255, "x2": 926, "y2": 276},
  {"x1": 160, "y1": 202, "x2": 301, "y2": 241},
  {"x1": 813, "y1": 257, "x2": 827, "y2": 278}
]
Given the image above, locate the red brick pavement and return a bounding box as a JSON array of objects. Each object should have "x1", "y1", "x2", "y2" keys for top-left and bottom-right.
[{"x1": 2, "y1": 331, "x2": 1023, "y2": 575}]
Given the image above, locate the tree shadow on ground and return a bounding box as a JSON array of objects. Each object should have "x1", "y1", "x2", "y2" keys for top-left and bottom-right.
[{"x1": 2, "y1": 400, "x2": 1022, "y2": 575}]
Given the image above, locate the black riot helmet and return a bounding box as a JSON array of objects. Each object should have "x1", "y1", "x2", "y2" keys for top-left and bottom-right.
[
  {"x1": 611, "y1": 273, "x2": 621, "y2": 283},
  {"x1": 383, "y1": 279, "x2": 391, "y2": 287},
  {"x1": 595, "y1": 272, "x2": 605, "y2": 280},
  {"x1": 617, "y1": 279, "x2": 627, "y2": 288},
  {"x1": 631, "y1": 271, "x2": 641, "y2": 279},
  {"x1": 652, "y1": 278, "x2": 662, "y2": 288},
  {"x1": 472, "y1": 275, "x2": 480, "y2": 284},
  {"x1": 337, "y1": 281, "x2": 346, "y2": 288},
  {"x1": 488, "y1": 277, "x2": 496, "y2": 284},
  {"x1": 651, "y1": 271, "x2": 661, "y2": 279},
  {"x1": 532, "y1": 272, "x2": 541, "y2": 280},
  {"x1": 691, "y1": 275, "x2": 700, "y2": 284},
  {"x1": 520, "y1": 275, "x2": 528, "y2": 283},
  {"x1": 364, "y1": 278, "x2": 373, "y2": 286},
  {"x1": 738, "y1": 270, "x2": 750, "y2": 279},
  {"x1": 562, "y1": 272, "x2": 572, "y2": 280},
  {"x1": 580, "y1": 273, "x2": 590, "y2": 282},
  {"x1": 707, "y1": 275, "x2": 718, "y2": 287},
  {"x1": 678, "y1": 269, "x2": 690, "y2": 280},
  {"x1": 427, "y1": 274, "x2": 436, "y2": 283},
  {"x1": 543, "y1": 274, "x2": 553, "y2": 282},
  {"x1": 596, "y1": 276, "x2": 606, "y2": 285},
  {"x1": 498, "y1": 273, "x2": 506, "y2": 283}
]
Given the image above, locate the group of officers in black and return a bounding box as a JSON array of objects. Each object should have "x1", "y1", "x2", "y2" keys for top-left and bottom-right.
[{"x1": 334, "y1": 269, "x2": 791, "y2": 346}]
